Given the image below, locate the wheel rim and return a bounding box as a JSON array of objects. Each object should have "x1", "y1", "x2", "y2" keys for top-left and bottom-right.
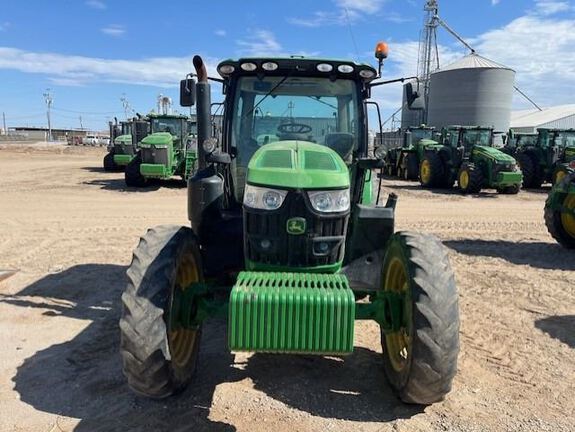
[
  {"x1": 420, "y1": 160, "x2": 431, "y2": 184},
  {"x1": 459, "y1": 170, "x2": 469, "y2": 189},
  {"x1": 168, "y1": 253, "x2": 200, "y2": 369},
  {"x1": 555, "y1": 170, "x2": 566, "y2": 185},
  {"x1": 384, "y1": 257, "x2": 412, "y2": 373},
  {"x1": 561, "y1": 194, "x2": 575, "y2": 238}
]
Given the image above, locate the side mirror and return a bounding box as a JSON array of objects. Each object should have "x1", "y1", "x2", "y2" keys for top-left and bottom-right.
[
  {"x1": 180, "y1": 78, "x2": 196, "y2": 107},
  {"x1": 374, "y1": 146, "x2": 387, "y2": 160},
  {"x1": 405, "y1": 82, "x2": 425, "y2": 111},
  {"x1": 358, "y1": 157, "x2": 384, "y2": 169},
  {"x1": 206, "y1": 151, "x2": 231, "y2": 165}
]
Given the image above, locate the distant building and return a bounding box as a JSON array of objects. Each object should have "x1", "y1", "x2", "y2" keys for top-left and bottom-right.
[{"x1": 510, "y1": 105, "x2": 575, "y2": 133}]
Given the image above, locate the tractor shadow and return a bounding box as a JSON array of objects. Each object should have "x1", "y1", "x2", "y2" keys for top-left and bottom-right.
[
  {"x1": 5, "y1": 264, "x2": 421, "y2": 430},
  {"x1": 535, "y1": 315, "x2": 575, "y2": 348},
  {"x1": 381, "y1": 182, "x2": 498, "y2": 198},
  {"x1": 4, "y1": 264, "x2": 236, "y2": 431},
  {"x1": 82, "y1": 178, "x2": 186, "y2": 192},
  {"x1": 244, "y1": 350, "x2": 423, "y2": 422},
  {"x1": 444, "y1": 240, "x2": 575, "y2": 271}
]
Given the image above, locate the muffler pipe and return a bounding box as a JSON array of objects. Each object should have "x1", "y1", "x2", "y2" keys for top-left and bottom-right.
[{"x1": 193, "y1": 55, "x2": 211, "y2": 171}]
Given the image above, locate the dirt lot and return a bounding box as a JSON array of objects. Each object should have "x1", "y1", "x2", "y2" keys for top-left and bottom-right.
[{"x1": 0, "y1": 144, "x2": 573, "y2": 432}]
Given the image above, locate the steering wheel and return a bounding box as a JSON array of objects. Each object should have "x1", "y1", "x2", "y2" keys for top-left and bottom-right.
[{"x1": 277, "y1": 123, "x2": 312, "y2": 134}]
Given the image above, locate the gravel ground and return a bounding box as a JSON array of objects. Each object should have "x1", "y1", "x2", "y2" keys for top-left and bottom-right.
[{"x1": 0, "y1": 144, "x2": 573, "y2": 432}]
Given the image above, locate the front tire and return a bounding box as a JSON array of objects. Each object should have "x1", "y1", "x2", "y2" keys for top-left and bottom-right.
[
  {"x1": 380, "y1": 232, "x2": 460, "y2": 404},
  {"x1": 125, "y1": 153, "x2": 148, "y2": 187},
  {"x1": 120, "y1": 225, "x2": 203, "y2": 398},
  {"x1": 457, "y1": 164, "x2": 483, "y2": 194},
  {"x1": 404, "y1": 154, "x2": 419, "y2": 180},
  {"x1": 103, "y1": 152, "x2": 120, "y2": 172}
]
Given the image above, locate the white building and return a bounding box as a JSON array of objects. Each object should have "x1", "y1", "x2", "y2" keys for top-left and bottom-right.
[{"x1": 510, "y1": 105, "x2": 575, "y2": 133}]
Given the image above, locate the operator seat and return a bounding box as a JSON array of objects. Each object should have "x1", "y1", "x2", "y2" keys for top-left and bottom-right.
[{"x1": 324, "y1": 132, "x2": 354, "y2": 163}]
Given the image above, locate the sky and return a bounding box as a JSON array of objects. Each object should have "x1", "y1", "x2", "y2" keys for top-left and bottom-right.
[{"x1": 0, "y1": 0, "x2": 574, "y2": 131}]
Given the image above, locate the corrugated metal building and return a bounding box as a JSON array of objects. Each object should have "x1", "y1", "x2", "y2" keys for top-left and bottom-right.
[{"x1": 510, "y1": 105, "x2": 575, "y2": 133}]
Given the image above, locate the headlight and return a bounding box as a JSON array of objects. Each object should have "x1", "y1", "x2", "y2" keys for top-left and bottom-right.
[
  {"x1": 244, "y1": 185, "x2": 288, "y2": 210},
  {"x1": 307, "y1": 189, "x2": 350, "y2": 213}
]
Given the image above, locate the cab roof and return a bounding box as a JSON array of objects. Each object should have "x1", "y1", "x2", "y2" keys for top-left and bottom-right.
[{"x1": 216, "y1": 56, "x2": 377, "y2": 82}]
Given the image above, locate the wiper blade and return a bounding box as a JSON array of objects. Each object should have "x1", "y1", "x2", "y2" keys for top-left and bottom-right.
[{"x1": 244, "y1": 75, "x2": 290, "y2": 119}]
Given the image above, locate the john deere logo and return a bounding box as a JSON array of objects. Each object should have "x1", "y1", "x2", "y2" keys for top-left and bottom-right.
[{"x1": 286, "y1": 217, "x2": 306, "y2": 235}]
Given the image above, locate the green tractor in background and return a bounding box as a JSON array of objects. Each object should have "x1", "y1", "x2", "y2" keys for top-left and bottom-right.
[
  {"x1": 104, "y1": 117, "x2": 150, "y2": 171},
  {"x1": 382, "y1": 126, "x2": 436, "y2": 180},
  {"x1": 545, "y1": 169, "x2": 575, "y2": 248},
  {"x1": 505, "y1": 128, "x2": 575, "y2": 187},
  {"x1": 125, "y1": 113, "x2": 197, "y2": 187},
  {"x1": 419, "y1": 126, "x2": 523, "y2": 194},
  {"x1": 119, "y1": 48, "x2": 460, "y2": 405}
]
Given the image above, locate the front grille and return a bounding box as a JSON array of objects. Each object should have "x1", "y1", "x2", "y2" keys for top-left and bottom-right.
[
  {"x1": 141, "y1": 147, "x2": 169, "y2": 165},
  {"x1": 244, "y1": 191, "x2": 348, "y2": 268},
  {"x1": 114, "y1": 143, "x2": 135, "y2": 156}
]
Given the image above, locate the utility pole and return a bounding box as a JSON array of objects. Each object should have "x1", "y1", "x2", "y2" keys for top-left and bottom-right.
[
  {"x1": 2, "y1": 112, "x2": 6, "y2": 135},
  {"x1": 79, "y1": 115, "x2": 84, "y2": 130},
  {"x1": 120, "y1": 94, "x2": 132, "y2": 120},
  {"x1": 43, "y1": 89, "x2": 53, "y2": 141}
]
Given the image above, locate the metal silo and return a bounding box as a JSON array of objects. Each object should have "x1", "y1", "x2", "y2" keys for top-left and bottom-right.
[{"x1": 427, "y1": 54, "x2": 515, "y2": 132}]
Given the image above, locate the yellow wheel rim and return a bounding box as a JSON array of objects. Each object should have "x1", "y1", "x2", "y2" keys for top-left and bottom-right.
[
  {"x1": 555, "y1": 170, "x2": 567, "y2": 185},
  {"x1": 384, "y1": 257, "x2": 411, "y2": 373},
  {"x1": 420, "y1": 160, "x2": 431, "y2": 184},
  {"x1": 561, "y1": 194, "x2": 575, "y2": 238},
  {"x1": 169, "y1": 253, "x2": 200, "y2": 369},
  {"x1": 459, "y1": 170, "x2": 469, "y2": 189}
]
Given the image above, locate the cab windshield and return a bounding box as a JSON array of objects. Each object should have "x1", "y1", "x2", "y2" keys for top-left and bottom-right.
[
  {"x1": 231, "y1": 76, "x2": 360, "y2": 167},
  {"x1": 462, "y1": 130, "x2": 492, "y2": 147},
  {"x1": 151, "y1": 117, "x2": 183, "y2": 136},
  {"x1": 411, "y1": 128, "x2": 434, "y2": 142},
  {"x1": 517, "y1": 135, "x2": 537, "y2": 147},
  {"x1": 556, "y1": 131, "x2": 575, "y2": 147},
  {"x1": 121, "y1": 123, "x2": 132, "y2": 135}
]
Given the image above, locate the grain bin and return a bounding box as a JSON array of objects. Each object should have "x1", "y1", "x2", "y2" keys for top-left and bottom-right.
[{"x1": 427, "y1": 53, "x2": 515, "y2": 132}]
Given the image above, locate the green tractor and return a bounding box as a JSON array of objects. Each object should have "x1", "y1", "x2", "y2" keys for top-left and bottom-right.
[
  {"x1": 119, "y1": 51, "x2": 460, "y2": 405},
  {"x1": 382, "y1": 126, "x2": 437, "y2": 180},
  {"x1": 505, "y1": 128, "x2": 575, "y2": 187},
  {"x1": 545, "y1": 169, "x2": 575, "y2": 248},
  {"x1": 104, "y1": 117, "x2": 150, "y2": 172},
  {"x1": 419, "y1": 125, "x2": 523, "y2": 194},
  {"x1": 125, "y1": 113, "x2": 197, "y2": 187}
]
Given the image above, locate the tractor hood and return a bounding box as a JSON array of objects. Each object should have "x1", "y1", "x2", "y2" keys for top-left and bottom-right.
[
  {"x1": 114, "y1": 134, "x2": 132, "y2": 145},
  {"x1": 140, "y1": 132, "x2": 174, "y2": 148},
  {"x1": 246, "y1": 141, "x2": 350, "y2": 189},
  {"x1": 473, "y1": 145, "x2": 517, "y2": 163}
]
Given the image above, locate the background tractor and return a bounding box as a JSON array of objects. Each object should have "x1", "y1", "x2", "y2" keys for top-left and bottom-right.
[
  {"x1": 504, "y1": 128, "x2": 575, "y2": 187},
  {"x1": 119, "y1": 49, "x2": 460, "y2": 406},
  {"x1": 381, "y1": 126, "x2": 436, "y2": 180},
  {"x1": 125, "y1": 113, "x2": 197, "y2": 187},
  {"x1": 545, "y1": 169, "x2": 575, "y2": 248},
  {"x1": 419, "y1": 125, "x2": 523, "y2": 194},
  {"x1": 104, "y1": 117, "x2": 149, "y2": 172}
]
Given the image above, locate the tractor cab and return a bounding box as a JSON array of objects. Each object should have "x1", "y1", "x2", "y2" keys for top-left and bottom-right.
[
  {"x1": 116, "y1": 49, "x2": 460, "y2": 407},
  {"x1": 442, "y1": 126, "x2": 493, "y2": 158}
]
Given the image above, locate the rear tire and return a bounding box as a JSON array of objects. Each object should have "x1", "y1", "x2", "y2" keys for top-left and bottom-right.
[
  {"x1": 552, "y1": 165, "x2": 571, "y2": 185},
  {"x1": 120, "y1": 225, "x2": 203, "y2": 398},
  {"x1": 405, "y1": 154, "x2": 419, "y2": 180},
  {"x1": 517, "y1": 153, "x2": 543, "y2": 188},
  {"x1": 419, "y1": 153, "x2": 445, "y2": 188},
  {"x1": 545, "y1": 176, "x2": 575, "y2": 248},
  {"x1": 125, "y1": 154, "x2": 148, "y2": 187},
  {"x1": 380, "y1": 232, "x2": 459, "y2": 404}
]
